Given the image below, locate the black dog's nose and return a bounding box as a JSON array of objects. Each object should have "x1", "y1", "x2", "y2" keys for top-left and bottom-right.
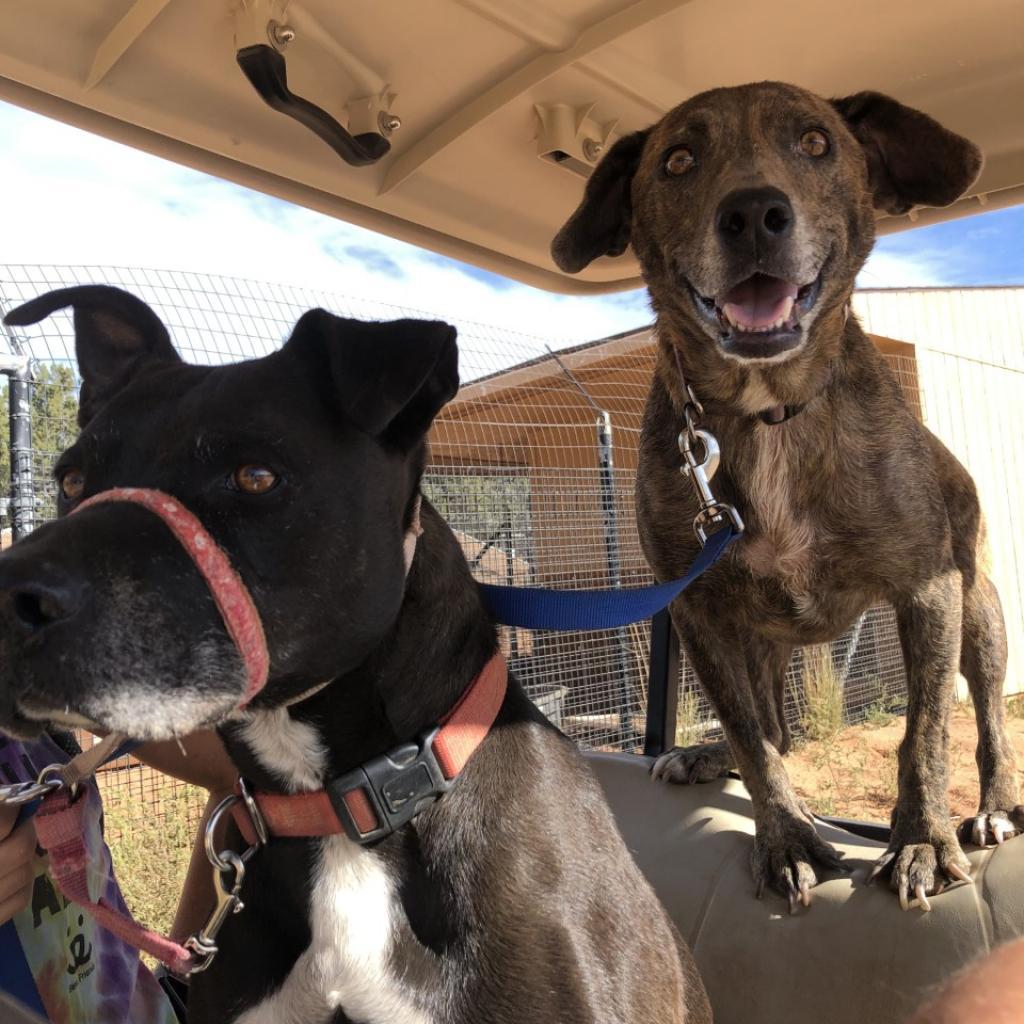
[
  {"x1": 4, "y1": 579, "x2": 85, "y2": 635},
  {"x1": 716, "y1": 187, "x2": 794, "y2": 253}
]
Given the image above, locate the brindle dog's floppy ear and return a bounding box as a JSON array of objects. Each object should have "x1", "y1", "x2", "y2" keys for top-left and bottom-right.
[
  {"x1": 3, "y1": 285, "x2": 180, "y2": 426},
  {"x1": 551, "y1": 129, "x2": 650, "y2": 273},
  {"x1": 285, "y1": 310, "x2": 459, "y2": 447},
  {"x1": 832, "y1": 91, "x2": 983, "y2": 215}
]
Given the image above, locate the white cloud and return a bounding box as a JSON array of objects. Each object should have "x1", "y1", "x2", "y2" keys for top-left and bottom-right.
[
  {"x1": 856, "y1": 249, "x2": 948, "y2": 289},
  {"x1": 0, "y1": 102, "x2": 650, "y2": 353}
]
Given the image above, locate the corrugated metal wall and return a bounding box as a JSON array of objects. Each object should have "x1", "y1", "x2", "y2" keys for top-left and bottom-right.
[{"x1": 854, "y1": 287, "x2": 1024, "y2": 694}]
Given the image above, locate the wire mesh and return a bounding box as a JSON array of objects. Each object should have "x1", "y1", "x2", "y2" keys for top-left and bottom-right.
[{"x1": 0, "y1": 268, "x2": 1021, "y2": 840}]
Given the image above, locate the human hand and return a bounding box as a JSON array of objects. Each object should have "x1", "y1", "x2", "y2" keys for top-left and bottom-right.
[{"x1": 0, "y1": 804, "x2": 36, "y2": 925}]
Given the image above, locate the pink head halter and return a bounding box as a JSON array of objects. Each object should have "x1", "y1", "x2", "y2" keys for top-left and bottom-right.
[{"x1": 75, "y1": 488, "x2": 270, "y2": 708}]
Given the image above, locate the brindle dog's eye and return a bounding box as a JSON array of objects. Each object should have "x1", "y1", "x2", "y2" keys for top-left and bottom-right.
[
  {"x1": 664, "y1": 146, "x2": 696, "y2": 176},
  {"x1": 799, "y1": 129, "x2": 830, "y2": 158},
  {"x1": 60, "y1": 469, "x2": 85, "y2": 502},
  {"x1": 231, "y1": 465, "x2": 279, "y2": 495}
]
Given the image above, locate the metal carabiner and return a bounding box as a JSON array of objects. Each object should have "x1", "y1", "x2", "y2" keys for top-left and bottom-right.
[
  {"x1": 678, "y1": 427, "x2": 744, "y2": 545},
  {"x1": 182, "y1": 780, "x2": 269, "y2": 973},
  {"x1": 183, "y1": 850, "x2": 247, "y2": 974},
  {"x1": 0, "y1": 763, "x2": 76, "y2": 807},
  {"x1": 0, "y1": 777, "x2": 62, "y2": 806}
]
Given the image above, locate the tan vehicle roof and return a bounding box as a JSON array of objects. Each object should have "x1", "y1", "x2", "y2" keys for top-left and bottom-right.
[{"x1": 1, "y1": 0, "x2": 1022, "y2": 294}]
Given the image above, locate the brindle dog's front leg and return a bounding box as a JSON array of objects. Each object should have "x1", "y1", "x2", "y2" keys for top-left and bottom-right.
[
  {"x1": 959, "y1": 571, "x2": 1024, "y2": 845},
  {"x1": 655, "y1": 607, "x2": 844, "y2": 910},
  {"x1": 872, "y1": 570, "x2": 973, "y2": 908}
]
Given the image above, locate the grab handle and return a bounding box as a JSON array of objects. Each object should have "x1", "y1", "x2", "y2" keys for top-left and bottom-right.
[{"x1": 236, "y1": 44, "x2": 390, "y2": 167}]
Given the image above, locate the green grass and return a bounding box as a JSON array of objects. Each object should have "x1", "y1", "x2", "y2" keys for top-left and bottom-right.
[
  {"x1": 100, "y1": 774, "x2": 203, "y2": 938},
  {"x1": 863, "y1": 696, "x2": 898, "y2": 729},
  {"x1": 798, "y1": 646, "x2": 844, "y2": 742},
  {"x1": 675, "y1": 687, "x2": 704, "y2": 748}
]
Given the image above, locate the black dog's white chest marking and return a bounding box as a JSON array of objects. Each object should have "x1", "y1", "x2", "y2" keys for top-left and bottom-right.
[{"x1": 235, "y1": 710, "x2": 433, "y2": 1024}]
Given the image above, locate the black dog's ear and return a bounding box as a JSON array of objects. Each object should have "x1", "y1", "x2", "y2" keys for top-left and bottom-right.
[
  {"x1": 831, "y1": 92, "x2": 982, "y2": 215},
  {"x1": 3, "y1": 285, "x2": 180, "y2": 426},
  {"x1": 551, "y1": 129, "x2": 650, "y2": 273},
  {"x1": 285, "y1": 310, "x2": 459, "y2": 447}
]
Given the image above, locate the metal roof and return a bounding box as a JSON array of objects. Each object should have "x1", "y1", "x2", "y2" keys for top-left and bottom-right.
[{"x1": 1, "y1": 0, "x2": 1021, "y2": 293}]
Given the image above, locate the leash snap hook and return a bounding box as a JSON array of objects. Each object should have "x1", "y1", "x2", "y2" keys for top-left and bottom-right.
[
  {"x1": 678, "y1": 427, "x2": 745, "y2": 545},
  {"x1": 183, "y1": 850, "x2": 247, "y2": 975},
  {"x1": 0, "y1": 763, "x2": 82, "y2": 806},
  {"x1": 0, "y1": 764, "x2": 68, "y2": 807}
]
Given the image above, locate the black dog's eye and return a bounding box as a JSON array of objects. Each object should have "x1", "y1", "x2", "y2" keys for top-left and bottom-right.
[
  {"x1": 231, "y1": 464, "x2": 279, "y2": 495},
  {"x1": 799, "y1": 129, "x2": 830, "y2": 158},
  {"x1": 664, "y1": 146, "x2": 696, "y2": 176},
  {"x1": 59, "y1": 469, "x2": 85, "y2": 502}
]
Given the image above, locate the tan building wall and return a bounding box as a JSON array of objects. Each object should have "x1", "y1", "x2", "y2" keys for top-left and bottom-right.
[{"x1": 854, "y1": 288, "x2": 1024, "y2": 694}]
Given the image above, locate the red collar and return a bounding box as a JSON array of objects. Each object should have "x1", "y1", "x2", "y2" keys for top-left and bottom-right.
[{"x1": 231, "y1": 652, "x2": 508, "y2": 846}]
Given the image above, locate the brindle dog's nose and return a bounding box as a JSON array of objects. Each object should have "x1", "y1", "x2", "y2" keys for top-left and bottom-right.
[
  {"x1": 0, "y1": 572, "x2": 86, "y2": 636},
  {"x1": 716, "y1": 186, "x2": 794, "y2": 254}
]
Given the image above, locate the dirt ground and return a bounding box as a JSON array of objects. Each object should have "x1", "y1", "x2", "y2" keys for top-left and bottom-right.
[{"x1": 787, "y1": 700, "x2": 1024, "y2": 823}]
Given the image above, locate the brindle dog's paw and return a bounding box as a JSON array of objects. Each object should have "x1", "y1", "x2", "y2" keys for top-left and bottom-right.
[
  {"x1": 957, "y1": 806, "x2": 1024, "y2": 847},
  {"x1": 751, "y1": 815, "x2": 847, "y2": 914},
  {"x1": 868, "y1": 831, "x2": 973, "y2": 911},
  {"x1": 651, "y1": 741, "x2": 733, "y2": 784}
]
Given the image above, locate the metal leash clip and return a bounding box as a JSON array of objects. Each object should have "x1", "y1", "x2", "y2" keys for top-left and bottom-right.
[
  {"x1": 678, "y1": 385, "x2": 745, "y2": 546},
  {"x1": 183, "y1": 849, "x2": 247, "y2": 974},
  {"x1": 182, "y1": 779, "x2": 267, "y2": 974},
  {"x1": 0, "y1": 764, "x2": 73, "y2": 807}
]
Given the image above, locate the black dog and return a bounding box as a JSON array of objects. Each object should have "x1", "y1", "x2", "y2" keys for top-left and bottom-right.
[{"x1": 0, "y1": 286, "x2": 710, "y2": 1023}]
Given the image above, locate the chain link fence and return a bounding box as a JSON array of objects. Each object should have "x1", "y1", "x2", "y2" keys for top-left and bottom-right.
[{"x1": 1, "y1": 265, "x2": 1021, "y2": 927}]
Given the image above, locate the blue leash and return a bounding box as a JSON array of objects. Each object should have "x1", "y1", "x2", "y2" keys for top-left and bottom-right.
[{"x1": 479, "y1": 522, "x2": 738, "y2": 630}]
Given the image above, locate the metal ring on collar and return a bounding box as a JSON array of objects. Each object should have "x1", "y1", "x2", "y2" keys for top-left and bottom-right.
[
  {"x1": 237, "y1": 777, "x2": 269, "y2": 846},
  {"x1": 204, "y1": 788, "x2": 266, "y2": 874}
]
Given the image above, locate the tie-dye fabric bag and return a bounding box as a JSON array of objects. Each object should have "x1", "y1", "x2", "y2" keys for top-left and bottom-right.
[{"x1": 0, "y1": 732, "x2": 180, "y2": 1024}]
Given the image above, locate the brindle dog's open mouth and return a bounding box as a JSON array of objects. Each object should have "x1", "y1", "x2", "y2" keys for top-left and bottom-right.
[{"x1": 690, "y1": 270, "x2": 823, "y2": 360}]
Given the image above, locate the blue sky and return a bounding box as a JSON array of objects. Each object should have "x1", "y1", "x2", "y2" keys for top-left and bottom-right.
[{"x1": 1, "y1": 100, "x2": 1022, "y2": 344}]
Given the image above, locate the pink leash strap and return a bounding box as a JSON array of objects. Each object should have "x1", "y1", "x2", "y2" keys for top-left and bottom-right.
[
  {"x1": 76, "y1": 488, "x2": 270, "y2": 707},
  {"x1": 33, "y1": 784, "x2": 197, "y2": 976}
]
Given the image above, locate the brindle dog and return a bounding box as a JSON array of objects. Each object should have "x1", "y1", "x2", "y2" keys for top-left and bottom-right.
[{"x1": 552, "y1": 82, "x2": 1021, "y2": 912}]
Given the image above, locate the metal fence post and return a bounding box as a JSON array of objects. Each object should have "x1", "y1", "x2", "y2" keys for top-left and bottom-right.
[
  {"x1": 643, "y1": 608, "x2": 679, "y2": 757},
  {"x1": 0, "y1": 352, "x2": 34, "y2": 542},
  {"x1": 596, "y1": 411, "x2": 638, "y2": 747}
]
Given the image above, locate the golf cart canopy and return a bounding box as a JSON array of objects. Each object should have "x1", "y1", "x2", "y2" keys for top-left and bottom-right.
[{"x1": 1, "y1": 0, "x2": 1022, "y2": 294}]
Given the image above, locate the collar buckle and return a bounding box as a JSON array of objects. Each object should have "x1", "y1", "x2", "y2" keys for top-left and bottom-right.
[{"x1": 326, "y1": 726, "x2": 453, "y2": 845}]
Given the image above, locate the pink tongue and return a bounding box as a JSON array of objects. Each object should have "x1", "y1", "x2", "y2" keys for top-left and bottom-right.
[{"x1": 721, "y1": 275, "x2": 798, "y2": 330}]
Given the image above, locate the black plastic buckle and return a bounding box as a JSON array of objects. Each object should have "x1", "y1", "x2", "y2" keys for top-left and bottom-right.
[{"x1": 326, "y1": 727, "x2": 452, "y2": 845}]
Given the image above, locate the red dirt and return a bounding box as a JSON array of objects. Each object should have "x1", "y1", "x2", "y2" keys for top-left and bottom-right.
[{"x1": 786, "y1": 705, "x2": 1024, "y2": 823}]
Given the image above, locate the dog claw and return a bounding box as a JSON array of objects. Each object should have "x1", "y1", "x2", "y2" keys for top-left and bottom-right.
[
  {"x1": 799, "y1": 882, "x2": 811, "y2": 908},
  {"x1": 914, "y1": 883, "x2": 931, "y2": 912},
  {"x1": 867, "y1": 851, "x2": 895, "y2": 885},
  {"x1": 946, "y1": 863, "x2": 973, "y2": 885},
  {"x1": 972, "y1": 815, "x2": 986, "y2": 847},
  {"x1": 963, "y1": 811, "x2": 1019, "y2": 848}
]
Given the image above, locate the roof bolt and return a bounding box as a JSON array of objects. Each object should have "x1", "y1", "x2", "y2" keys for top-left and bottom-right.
[
  {"x1": 378, "y1": 112, "x2": 403, "y2": 136},
  {"x1": 268, "y1": 20, "x2": 296, "y2": 49},
  {"x1": 582, "y1": 138, "x2": 603, "y2": 163}
]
